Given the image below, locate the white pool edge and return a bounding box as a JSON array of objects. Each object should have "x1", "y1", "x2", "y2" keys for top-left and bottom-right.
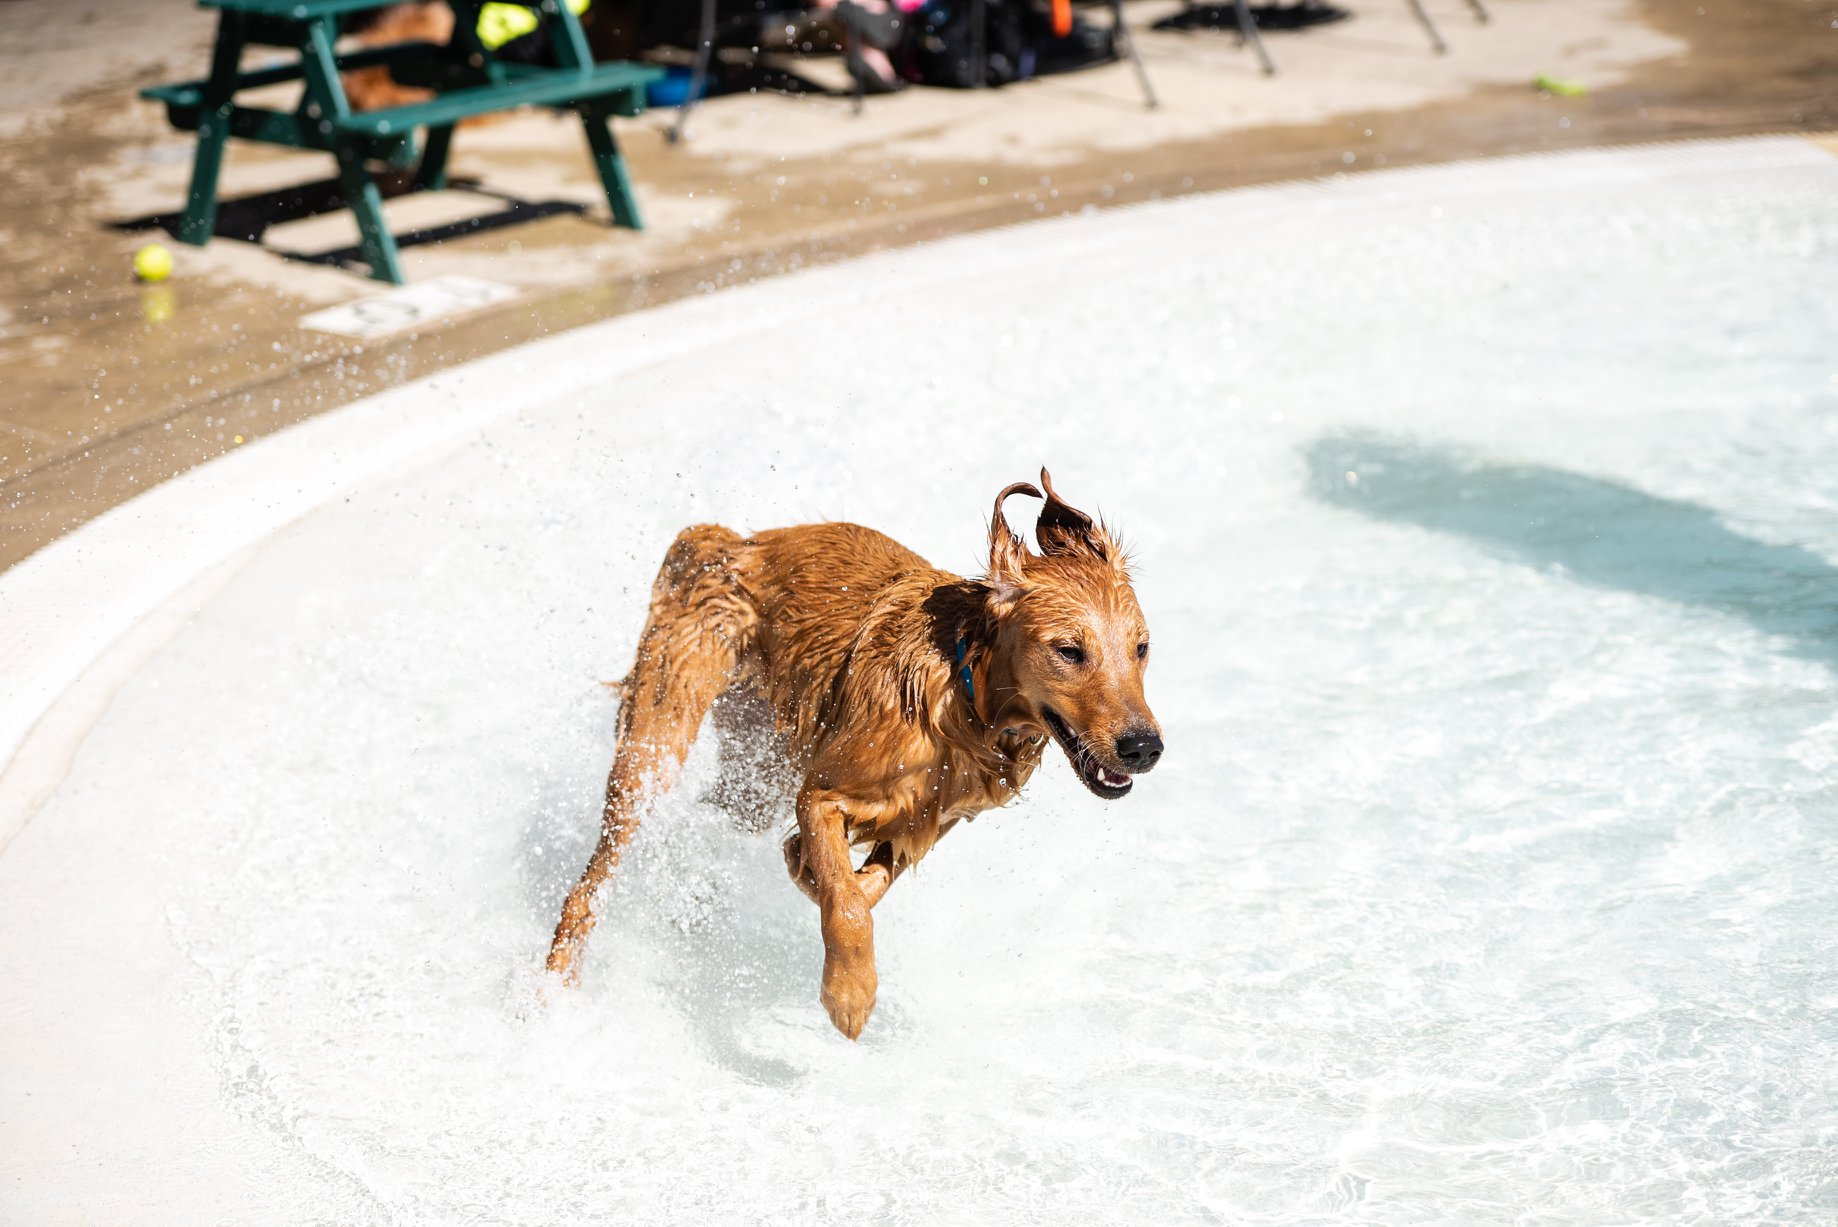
[{"x1": 2, "y1": 133, "x2": 1831, "y2": 851}]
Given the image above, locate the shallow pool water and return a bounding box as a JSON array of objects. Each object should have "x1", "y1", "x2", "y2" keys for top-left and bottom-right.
[{"x1": 3, "y1": 140, "x2": 1836, "y2": 1224}]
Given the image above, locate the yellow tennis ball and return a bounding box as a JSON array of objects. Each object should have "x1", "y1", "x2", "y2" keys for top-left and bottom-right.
[{"x1": 133, "y1": 242, "x2": 173, "y2": 283}]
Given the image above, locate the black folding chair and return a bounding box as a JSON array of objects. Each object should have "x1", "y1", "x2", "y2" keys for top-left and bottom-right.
[
  {"x1": 1406, "y1": 0, "x2": 1488, "y2": 54},
  {"x1": 1091, "y1": 0, "x2": 1159, "y2": 107},
  {"x1": 1165, "y1": 0, "x2": 1488, "y2": 75}
]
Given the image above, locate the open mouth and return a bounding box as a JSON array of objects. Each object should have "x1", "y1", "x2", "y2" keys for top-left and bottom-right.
[{"x1": 1042, "y1": 708, "x2": 1134, "y2": 800}]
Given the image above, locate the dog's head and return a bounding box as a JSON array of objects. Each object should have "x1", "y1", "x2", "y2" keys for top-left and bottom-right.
[{"x1": 982, "y1": 469, "x2": 1162, "y2": 799}]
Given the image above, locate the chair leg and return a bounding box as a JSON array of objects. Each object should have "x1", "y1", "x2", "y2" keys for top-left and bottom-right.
[
  {"x1": 178, "y1": 11, "x2": 247, "y2": 246},
  {"x1": 332, "y1": 142, "x2": 405, "y2": 283},
  {"x1": 415, "y1": 123, "x2": 455, "y2": 191},
  {"x1": 1108, "y1": 0, "x2": 1158, "y2": 109},
  {"x1": 972, "y1": 0, "x2": 987, "y2": 88},
  {"x1": 1234, "y1": 0, "x2": 1275, "y2": 75},
  {"x1": 668, "y1": 0, "x2": 718, "y2": 144},
  {"x1": 582, "y1": 106, "x2": 643, "y2": 230},
  {"x1": 1465, "y1": 0, "x2": 1490, "y2": 22},
  {"x1": 1406, "y1": 0, "x2": 1449, "y2": 52}
]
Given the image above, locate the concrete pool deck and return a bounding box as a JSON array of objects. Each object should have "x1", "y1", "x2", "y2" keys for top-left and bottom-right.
[{"x1": 0, "y1": 0, "x2": 1833, "y2": 571}]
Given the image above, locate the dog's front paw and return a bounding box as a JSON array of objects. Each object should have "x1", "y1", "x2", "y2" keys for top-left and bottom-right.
[
  {"x1": 544, "y1": 941, "x2": 585, "y2": 989},
  {"x1": 820, "y1": 958, "x2": 877, "y2": 1040}
]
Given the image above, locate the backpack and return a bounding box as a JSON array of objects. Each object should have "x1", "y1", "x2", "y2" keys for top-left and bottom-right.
[
  {"x1": 899, "y1": 0, "x2": 1114, "y2": 88},
  {"x1": 901, "y1": 0, "x2": 1034, "y2": 88}
]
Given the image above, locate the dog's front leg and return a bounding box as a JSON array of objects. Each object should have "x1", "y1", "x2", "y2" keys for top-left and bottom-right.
[
  {"x1": 782, "y1": 837, "x2": 903, "y2": 908},
  {"x1": 797, "y1": 788, "x2": 877, "y2": 1039}
]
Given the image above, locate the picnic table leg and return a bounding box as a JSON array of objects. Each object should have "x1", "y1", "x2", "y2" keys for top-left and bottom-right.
[
  {"x1": 178, "y1": 11, "x2": 248, "y2": 246},
  {"x1": 299, "y1": 14, "x2": 406, "y2": 282},
  {"x1": 415, "y1": 124, "x2": 456, "y2": 191},
  {"x1": 332, "y1": 143, "x2": 408, "y2": 282},
  {"x1": 547, "y1": 0, "x2": 595, "y2": 70},
  {"x1": 581, "y1": 102, "x2": 643, "y2": 230}
]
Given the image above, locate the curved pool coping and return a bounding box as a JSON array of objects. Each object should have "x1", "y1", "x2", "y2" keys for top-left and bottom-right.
[{"x1": 2, "y1": 133, "x2": 1831, "y2": 852}]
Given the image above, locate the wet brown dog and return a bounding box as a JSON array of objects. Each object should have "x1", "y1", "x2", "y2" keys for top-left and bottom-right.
[{"x1": 546, "y1": 470, "x2": 1162, "y2": 1038}]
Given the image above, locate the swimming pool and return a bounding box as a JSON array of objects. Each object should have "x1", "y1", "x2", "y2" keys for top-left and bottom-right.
[{"x1": 2, "y1": 137, "x2": 1834, "y2": 1224}]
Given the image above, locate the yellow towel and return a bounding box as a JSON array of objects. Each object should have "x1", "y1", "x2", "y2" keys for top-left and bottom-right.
[{"x1": 477, "y1": 0, "x2": 592, "y2": 52}]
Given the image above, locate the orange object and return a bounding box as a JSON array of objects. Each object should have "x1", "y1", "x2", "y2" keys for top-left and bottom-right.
[{"x1": 1051, "y1": 0, "x2": 1072, "y2": 36}]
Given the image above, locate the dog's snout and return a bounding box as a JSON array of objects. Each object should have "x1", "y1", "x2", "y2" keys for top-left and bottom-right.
[{"x1": 1115, "y1": 730, "x2": 1163, "y2": 771}]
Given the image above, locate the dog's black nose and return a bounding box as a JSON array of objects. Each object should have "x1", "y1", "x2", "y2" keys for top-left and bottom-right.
[{"x1": 1115, "y1": 730, "x2": 1163, "y2": 771}]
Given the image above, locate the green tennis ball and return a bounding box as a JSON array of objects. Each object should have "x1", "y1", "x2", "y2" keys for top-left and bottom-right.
[
  {"x1": 1535, "y1": 74, "x2": 1588, "y2": 98},
  {"x1": 133, "y1": 242, "x2": 173, "y2": 283}
]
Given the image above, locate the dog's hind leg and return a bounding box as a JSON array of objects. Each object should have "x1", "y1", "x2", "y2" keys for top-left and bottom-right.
[{"x1": 547, "y1": 526, "x2": 755, "y2": 983}]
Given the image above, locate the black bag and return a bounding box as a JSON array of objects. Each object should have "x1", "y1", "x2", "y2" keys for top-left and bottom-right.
[
  {"x1": 901, "y1": 0, "x2": 1035, "y2": 87},
  {"x1": 1029, "y1": 8, "x2": 1110, "y2": 75},
  {"x1": 899, "y1": 0, "x2": 1114, "y2": 88},
  {"x1": 1030, "y1": 9, "x2": 1114, "y2": 75}
]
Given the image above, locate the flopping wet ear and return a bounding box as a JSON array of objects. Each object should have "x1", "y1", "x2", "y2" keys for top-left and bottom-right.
[
  {"x1": 1034, "y1": 467, "x2": 1108, "y2": 560},
  {"x1": 987, "y1": 479, "x2": 1041, "y2": 606}
]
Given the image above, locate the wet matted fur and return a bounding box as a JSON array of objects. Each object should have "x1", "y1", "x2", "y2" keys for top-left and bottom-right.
[{"x1": 547, "y1": 469, "x2": 1163, "y2": 1038}]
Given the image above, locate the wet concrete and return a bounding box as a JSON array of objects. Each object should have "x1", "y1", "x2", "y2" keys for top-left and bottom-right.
[{"x1": 1, "y1": 0, "x2": 1831, "y2": 571}]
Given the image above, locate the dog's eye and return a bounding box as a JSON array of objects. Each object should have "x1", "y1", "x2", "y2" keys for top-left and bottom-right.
[
  {"x1": 1136, "y1": 641, "x2": 1150, "y2": 660},
  {"x1": 1055, "y1": 643, "x2": 1086, "y2": 665}
]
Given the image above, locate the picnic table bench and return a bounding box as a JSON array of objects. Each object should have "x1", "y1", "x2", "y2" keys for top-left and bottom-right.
[{"x1": 143, "y1": 0, "x2": 663, "y2": 282}]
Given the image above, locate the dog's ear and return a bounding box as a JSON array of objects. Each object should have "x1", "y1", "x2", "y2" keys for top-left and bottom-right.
[
  {"x1": 988, "y1": 479, "x2": 1041, "y2": 590},
  {"x1": 1035, "y1": 467, "x2": 1107, "y2": 561}
]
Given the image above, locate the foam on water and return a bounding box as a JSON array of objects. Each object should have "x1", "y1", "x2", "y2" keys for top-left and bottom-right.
[{"x1": 3, "y1": 143, "x2": 1837, "y2": 1224}]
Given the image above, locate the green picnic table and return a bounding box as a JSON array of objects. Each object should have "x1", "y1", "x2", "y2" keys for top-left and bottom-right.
[{"x1": 143, "y1": 0, "x2": 664, "y2": 282}]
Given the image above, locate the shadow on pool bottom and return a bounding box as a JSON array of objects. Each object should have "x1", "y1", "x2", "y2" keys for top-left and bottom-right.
[{"x1": 1303, "y1": 431, "x2": 1838, "y2": 670}]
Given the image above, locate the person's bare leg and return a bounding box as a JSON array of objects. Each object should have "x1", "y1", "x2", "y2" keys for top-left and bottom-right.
[
  {"x1": 816, "y1": 0, "x2": 901, "y2": 88},
  {"x1": 857, "y1": 42, "x2": 896, "y2": 83}
]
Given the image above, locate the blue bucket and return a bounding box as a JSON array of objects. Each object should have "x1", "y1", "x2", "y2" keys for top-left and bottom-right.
[{"x1": 646, "y1": 66, "x2": 711, "y2": 109}]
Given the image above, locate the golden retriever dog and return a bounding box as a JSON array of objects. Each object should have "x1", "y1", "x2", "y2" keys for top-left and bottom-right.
[{"x1": 547, "y1": 470, "x2": 1163, "y2": 1038}]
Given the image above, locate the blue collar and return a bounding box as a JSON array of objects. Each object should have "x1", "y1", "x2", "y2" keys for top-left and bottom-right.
[{"x1": 954, "y1": 635, "x2": 975, "y2": 702}]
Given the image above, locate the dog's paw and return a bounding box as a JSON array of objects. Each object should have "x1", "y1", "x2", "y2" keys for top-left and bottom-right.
[
  {"x1": 530, "y1": 967, "x2": 574, "y2": 1011},
  {"x1": 508, "y1": 962, "x2": 575, "y2": 1019},
  {"x1": 543, "y1": 943, "x2": 584, "y2": 989},
  {"x1": 820, "y1": 959, "x2": 877, "y2": 1040}
]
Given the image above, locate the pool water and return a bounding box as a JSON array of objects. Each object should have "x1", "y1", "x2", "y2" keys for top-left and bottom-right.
[{"x1": 2, "y1": 139, "x2": 1835, "y2": 1224}]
